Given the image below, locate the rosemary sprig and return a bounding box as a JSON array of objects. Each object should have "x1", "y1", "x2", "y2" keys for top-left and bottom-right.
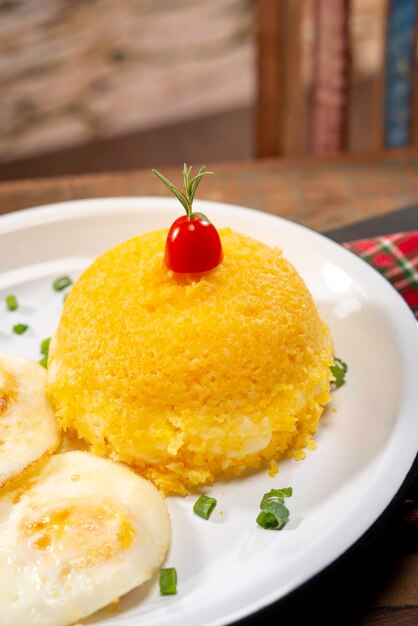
[{"x1": 152, "y1": 164, "x2": 213, "y2": 221}]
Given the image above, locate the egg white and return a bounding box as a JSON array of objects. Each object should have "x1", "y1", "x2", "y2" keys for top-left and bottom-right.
[
  {"x1": 0, "y1": 451, "x2": 171, "y2": 626},
  {"x1": 0, "y1": 352, "x2": 61, "y2": 487}
]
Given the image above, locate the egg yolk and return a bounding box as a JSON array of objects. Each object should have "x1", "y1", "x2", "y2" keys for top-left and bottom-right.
[{"x1": 19, "y1": 500, "x2": 135, "y2": 576}]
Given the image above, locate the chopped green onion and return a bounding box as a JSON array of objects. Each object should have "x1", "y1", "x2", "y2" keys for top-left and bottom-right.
[
  {"x1": 5, "y1": 295, "x2": 18, "y2": 311},
  {"x1": 39, "y1": 338, "x2": 51, "y2": 368},
  {"x1": 40, "y1": 337, "x2": 51, "y2": 356},
  {"x1": 159, "y1": 567, "x2": 177, "y2": 595},
  {"x1": 39, "y1": 356, "x2": 48, "y2": 369},
  {"x1": 257, "y1": 487, "x2": 292, "y2": 530},
  {"x1": 257, "y1": 500, "x2": 289, "y2": 530},
  {"x1": 257, "y1": 510, "x2": 282, "y2": 529},
  {"x1": 53, "y1": 276, "x2": 72, "y2": 292},
  {"x1": 330, "y1": 356, "x2": 348, "y2": 389},
  {"x1": 13, "y1": 323, "x2": 28, "y2": 335},
  {"x1": 193, "y1": 495, "x2": 217, "y2": 520},
  {"x1": 260, "y1": 487, "x2": 293, "y2": 509}
]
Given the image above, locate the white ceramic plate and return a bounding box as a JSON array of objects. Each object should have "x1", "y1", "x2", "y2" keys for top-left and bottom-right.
[{"x1": 0, "y1": 198, "x2": 417, "y2": 626}]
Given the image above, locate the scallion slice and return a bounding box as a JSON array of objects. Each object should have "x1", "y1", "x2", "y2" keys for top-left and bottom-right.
[
  {"x1": 12, "y1": 323, "x2": 28, "y2": 335},
  {"x1": 330, "y1": 356, "x2": 348, "y2": 388},
  {"x1": 5, "y1": 295, "x2": 18, "y2": 311},
  {"x1": 40, "y1": 337, "x2": 51, "y2": 356},
  {"x1": 53, "y1": 276, "x2": 72, "y2": 292},
  {"x1": 257, "y1": 486, "x2": 292, "y2": 530},
  {"x1": 260, "y1": 487, "x2": 293, "y2": 508},
  {"x1": 193, "y1": 495, "x2": 217, "y2": 520},
  {"x1": 39, "y1": 356, "x2": 48, "y2": 369},
  {"x1": 159, "y1": 567, "x2": 177, "y2": 595},
  {"x1": 257, "y1": 500, "x2": 289, "y2": 530},
  {"x1": 256, "y1": 510, "x2": 281, "y2": 530}
]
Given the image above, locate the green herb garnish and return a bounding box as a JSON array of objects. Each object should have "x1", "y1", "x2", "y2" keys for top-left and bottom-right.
[
  {"x1": 53, "y1": 276, "x2": 72, "y2": 292},
  {"x1": 256, "y1": 487, "x2": 292, "y2": 530},
  {"x1": 159, "y1": 567, "x2": 177, "y2": 595},
  {"x1": 152, "y1": 164, "x2": 213, "y2": 222},
  {"x1": 39, "y1": 356, "x2": 48, "y2": 369},
  {"x1": 39, "y1": 338, "x2": 51, "y2": 368},
  {"x1": 40, "y1": 337, "x2": 51, "y2": 356},
  {"x1": 330, "y1": 356, "x2": 348, "y2": 388},
  {"x1": 5, "y1": 295, "x2": 18, "y2": 311},
  {"x1": 260, "y1": 487, "x2": 293, "y2": 508},
  {"x1": 13, "y1": 323, "x2": 28, "y2": 335},
  {"x1": 193, "y1": 494, "x2": 217, "y2": 520}
]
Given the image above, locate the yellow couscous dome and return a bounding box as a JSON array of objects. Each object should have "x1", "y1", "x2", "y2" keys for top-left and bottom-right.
[{"x1": 48, "y1": 229, "x2": 333, "y2": 495}]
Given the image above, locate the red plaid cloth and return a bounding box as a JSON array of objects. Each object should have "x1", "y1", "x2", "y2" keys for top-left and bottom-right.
[
  {"x1": 345, "y1": 231, "x2": 418, "y2": 526},
  {"x1": 344, "y1": 232, "x2": 418, "y2": 318}
]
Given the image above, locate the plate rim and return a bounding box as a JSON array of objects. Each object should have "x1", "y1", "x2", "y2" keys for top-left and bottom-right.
[{"x1": 1, "y1": 196, "x2": 417, "y2": 626}]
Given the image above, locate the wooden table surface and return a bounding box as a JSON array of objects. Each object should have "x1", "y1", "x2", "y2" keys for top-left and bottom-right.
[
  {"x1": 0, "y1": 150, "x2": 417, "y2": 625},
  {"x1": 2, "y1": 149, "x2": 418, "y2": 226}
]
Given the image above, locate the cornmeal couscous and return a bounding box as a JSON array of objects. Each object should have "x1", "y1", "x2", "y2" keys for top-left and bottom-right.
[{"x1": 48, "y1": 229, "x2": 333, "y2": 495}]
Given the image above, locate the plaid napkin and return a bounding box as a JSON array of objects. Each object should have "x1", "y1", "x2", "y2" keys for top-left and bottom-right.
[
  {"x1": 344, "y1": 232, "x2": 418, "y2": 319},
  {"x1": 344, "y1": 231, "x2": 418, "y2": 526}
]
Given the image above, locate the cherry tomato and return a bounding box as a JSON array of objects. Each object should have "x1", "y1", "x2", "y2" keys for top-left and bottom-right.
[
  {"x1": 153, "y1": 164, "x2": 223, "y2": 272},
  {"x1": 165, "y1": 215, "x2": 223, "y2": 273}
]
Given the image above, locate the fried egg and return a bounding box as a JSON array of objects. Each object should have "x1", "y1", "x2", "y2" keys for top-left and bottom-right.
[
  {"x1": 0, "y1": 352, "x2": 60, "y2": 487},
  {"x1": 0, "y1": 451, "x2": 171, "y2": 626}
]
